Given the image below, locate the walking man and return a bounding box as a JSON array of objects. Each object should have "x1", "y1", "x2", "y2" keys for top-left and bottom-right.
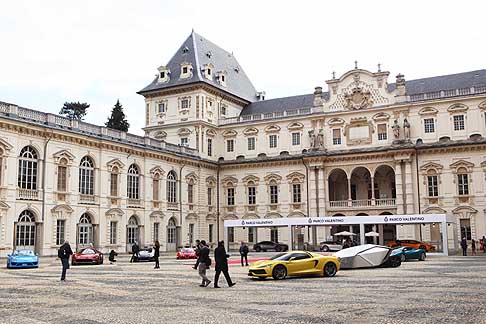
[
  {"x1": 58, "y1": 240, "x2": 73, "y2": 281},
  {"x1": 193, "y1": 239, "x2": 201, "y2": 270},
  {"x1": 196, "y1": 240, "x2": 211, "y2": 287},
  {"x1": 154, "y1": 240, "x2": 160, "y2": 269},
  {"x1": 214, "y1": 240, "x2": 236, "y2": 288},
  {"x1": 460, "y1": 237, "x2": 468, "y2": 256},
  {"x1": 130, "y1": 241, "x2": 140, "y2": 263},
  {"x1": 239, "y1": 241, "x2": 249, "y2": 266}
]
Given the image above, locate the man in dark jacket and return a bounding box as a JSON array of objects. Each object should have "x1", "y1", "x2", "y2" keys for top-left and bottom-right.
[
  {"x1": 461, "y1": 237, "x2": 468, "y2": 256},
  {"x1": 58, "y1": 240, "x2": 73, "y2": 281},
  {"x1": 214, "y1": 240, "x2": 236, "y2": 288},
  {"x1": 130, "y1": 241, "x2": 140, "y2": 263},
  {"x1": 196, "y1": 240, "x2": 211, "y2": 287},
  {"x1": 239, "y1": 241, "x2": 249, "y2": 266},
  {"x1": 193, "y1": 239, "x2": 201, "y2": 270}
]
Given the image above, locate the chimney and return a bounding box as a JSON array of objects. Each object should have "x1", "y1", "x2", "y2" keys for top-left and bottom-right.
[
  {"x1": 395, "y1": 74, "x2": 407, "y2": 102},
  {"x1": 256, "y1": 91, "x2": 266, "y2": 101},
  {"x1": 313, "y1": 86, "x2": 324, "y2": 106}
]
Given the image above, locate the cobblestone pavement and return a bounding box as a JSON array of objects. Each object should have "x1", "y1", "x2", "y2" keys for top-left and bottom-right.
[{"x1": 1, "y1": 253, "x2": 485, "y2": 324}]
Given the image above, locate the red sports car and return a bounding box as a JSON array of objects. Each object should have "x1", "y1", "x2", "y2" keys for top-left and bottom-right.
[
  {"x1": 177, "y1": 247, "x2": 197, "y2": 259},
  {"x1": 72, "y1": 248, "x2": 104, "y2": 265}
]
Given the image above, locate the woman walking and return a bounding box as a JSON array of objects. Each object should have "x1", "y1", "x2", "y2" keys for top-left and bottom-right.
[{"x1": 154, "y1": 240, "x2": 160, "y2": 269}]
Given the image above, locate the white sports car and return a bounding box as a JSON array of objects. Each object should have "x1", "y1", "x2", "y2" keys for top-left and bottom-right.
[
  {"x1": 135, "y1": 247, "x2": 155, "y2": 262},
  {"x1": 334, "y1": 244, "x2": 401, "y2": 269}
]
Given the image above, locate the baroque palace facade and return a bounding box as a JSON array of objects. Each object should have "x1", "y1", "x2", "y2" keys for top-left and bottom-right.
[{"x1": 1, "y1": 31, "x2": 486, "y2": 256}]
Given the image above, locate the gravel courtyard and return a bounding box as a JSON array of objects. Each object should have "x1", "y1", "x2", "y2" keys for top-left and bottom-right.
[{"x1": 0, "y1": 253, "x2": 485, "y2": 324}]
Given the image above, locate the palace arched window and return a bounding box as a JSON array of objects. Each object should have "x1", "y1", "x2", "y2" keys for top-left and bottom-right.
[
  {"x1": 79, "y1": 156, "x2": 94, "y2": 195},
  {"x1": 127, "y1": 164, "x2": 140, "y2": 200},
  {"x1": 78, "y1": 213, "x2": 93, "y2": 246},
  {"x1": 16, "y1": 210, "x2": 36, "y2": 247},
  {"x1": 18, "y1": 146, "x2": 38, "y2": 190},
  {"x1": 167, "y1": 171, "x2": 177, "y2": 203}
]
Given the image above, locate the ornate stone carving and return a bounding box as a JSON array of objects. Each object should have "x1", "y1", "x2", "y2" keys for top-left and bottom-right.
[{"x1": 344, "y1": 86, "x2": 373, "y2": 110}]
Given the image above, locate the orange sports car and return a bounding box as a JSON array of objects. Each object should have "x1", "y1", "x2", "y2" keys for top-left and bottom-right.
[{"x1": 387, "y1": 240, "x2": 436, "y2": 252}]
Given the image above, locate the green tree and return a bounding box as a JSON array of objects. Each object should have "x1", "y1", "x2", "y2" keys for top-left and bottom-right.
[
  {"x1": 105, "y1": 99, "x2": 130, "y2": 132},
  {"x1": 59, "y1": 101, "x2": 90, "y2": 120}
]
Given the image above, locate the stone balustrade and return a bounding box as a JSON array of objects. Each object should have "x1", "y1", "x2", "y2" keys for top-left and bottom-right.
[{"x1": 328, "y1": 198, "x2": 396, "y2": 210}]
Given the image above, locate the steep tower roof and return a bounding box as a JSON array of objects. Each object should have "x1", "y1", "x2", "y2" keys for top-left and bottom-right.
[{"x1": 138, "y1": 31, "x2": 258, "y2": 102}]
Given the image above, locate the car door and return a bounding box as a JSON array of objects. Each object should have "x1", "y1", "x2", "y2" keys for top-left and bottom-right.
[{"x1": 287, "y1": 252, "x2": 316, "y2": 275}]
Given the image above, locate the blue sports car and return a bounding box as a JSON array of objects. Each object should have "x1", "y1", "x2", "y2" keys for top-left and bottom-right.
[
  {"x1": 391, "y1": 246, "x2": 426, "y2": 262},
  {"x1": 7, "y1": 249, "x2": 39, "y2": 268}
]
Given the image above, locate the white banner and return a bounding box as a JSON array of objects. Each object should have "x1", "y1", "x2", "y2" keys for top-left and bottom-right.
[{"x1": 224, "y1": 214, "x2": 446, "y2": 228}]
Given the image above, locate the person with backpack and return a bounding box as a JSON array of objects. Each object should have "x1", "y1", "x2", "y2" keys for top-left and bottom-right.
[
  {"x1": 239, "y1": 241, "x2": 249, "y2": 266},
  {"x1": 195, "y1": 240, "x2": 211, "y2": 287},
  {"x1": 109, "y1": 250, "x2": 118, "y2": 264},
  {"x1": 130, "y1": 241, "x2": 140, "y2": 263},
  {"x1": 58, "y1": 240, "x2": 73, "y2": 281}
]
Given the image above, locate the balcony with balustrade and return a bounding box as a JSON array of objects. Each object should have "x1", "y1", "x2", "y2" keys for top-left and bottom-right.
[
  {"x1": 327, "y1": 165, "x2": 397, "y2": 212},
  {"x1": 17, "y1": 188, "x2": 39, "y2": 200}
]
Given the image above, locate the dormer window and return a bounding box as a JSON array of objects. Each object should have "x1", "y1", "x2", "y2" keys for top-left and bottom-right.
[
  {"x1": 207, "y1": 68, "x2": 211, "y2": 76},
  {"x1": 180, "y1": 62, "x2": 193, "y2": 79},
  {"x1": 202, "y1": 63, "x2": 214, "y2": 80},
  {"x1": 157, "y1": 66, "x2": 170, "y2": 83},
  {"x1": 216, "y1": 70, "x2": 227, "y2": 87}
]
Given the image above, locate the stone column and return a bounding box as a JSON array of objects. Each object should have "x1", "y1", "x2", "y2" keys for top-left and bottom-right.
[
  {"x1": 404, "y1": 159, "x2": 415, "y2": 214},
  {"x1": 394, "y1": 160, "x2": 404, "y2": 214},
  {"x1": 371, "y1": 176, "x2": 375, "y2": 205},
  {"x1": 347, "y1": 177, "x2": 352, "y2": 207}
]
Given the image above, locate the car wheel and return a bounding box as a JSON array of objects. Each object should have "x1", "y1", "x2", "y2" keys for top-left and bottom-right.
[
  {"x1": 276, "y1": 246, "x2": 282, "y2": 252},
  {"x1": 391, "y1": 258, "x2": 401, "y2": 268},
  {"x1": 272, "y1": 265, "x2": 287, "y2": 280},
  {"x1": 400, "y1": 254, "x2": 406, "y2": 262},
  {"x1": 323, "y1": 262, "x2": 337, "y2": 277},
  {"x1": 321, "y1": 245, "x2": 330, "y2": 252},
  {"x1": 99, "y1": 257, "x2": 104, "y2": 265},
  {"x1": 419, "y1": 252, "x2": 426, "y2": 261},
  {"x1": 255, "y1": 246, "x2": 261, "y2": 252}
]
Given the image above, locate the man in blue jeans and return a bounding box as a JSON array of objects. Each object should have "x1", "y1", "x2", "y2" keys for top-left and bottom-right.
[{"x1": 58, "y1": 240, "x2": 73, "y2": 281}]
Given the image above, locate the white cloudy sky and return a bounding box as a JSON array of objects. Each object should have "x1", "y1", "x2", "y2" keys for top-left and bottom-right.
[{"x1": 1, "y1": 0, "x2": 485, "y2": 134}]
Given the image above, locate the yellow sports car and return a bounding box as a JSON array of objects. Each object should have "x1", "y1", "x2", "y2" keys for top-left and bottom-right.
[{"x1": 248, "y1": 251, "x2": 340, "y2": 280}]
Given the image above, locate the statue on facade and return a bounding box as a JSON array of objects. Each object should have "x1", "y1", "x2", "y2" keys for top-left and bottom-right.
[
  {"x1": 403, "y1": 118, "x2": 410, "y2": 140},
  {"x1": 308, "y1": 129, "x2": 316, "y2": 149},
  {"x1": 392, "y1": 119, "x2": 400, "y2": 140},
  {"x1": 317, "y1": 128, "x2": 325, "y2": 149}
]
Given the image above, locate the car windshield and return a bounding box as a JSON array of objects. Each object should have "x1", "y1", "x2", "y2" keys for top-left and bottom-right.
[
  {"x1": 271, "y1": 253, "x2": 296, "y2": 261},
  {"x1": 13, "y1": 250, "x2": 34, "y2": 256},
  {"x1": 181, "y1": 248, "x2": 194, "y2": 253},
  {"x1": 81, "y1": 249, "x2": 96, "y2": 255}
]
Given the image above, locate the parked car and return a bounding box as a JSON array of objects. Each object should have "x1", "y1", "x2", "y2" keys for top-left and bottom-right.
[
  {"x1": 177, "y1": 247, "x2": 197, "y2": 259},
  {"x1": 335, "y1": 244, "x2": 401, "y2": 269},
  {"x1": 7, "y1": 249, "x2": 39, "y2": 269},
  {"x1": 319, "y1": 241, "x2": 343, "y2": 252},
  {"x1": 134, "y1": 247, "x2": 155, "y2": 262},
  {"x1": 72, "y1": 248, "x2": 103, "y2": 265},
  {"x1": 253, "y1": 241, "x2": 289, "y2": 252},
  {"x1": 387, "y1": 240, "x2": 436, "y2": 252},
  {"x1": 391, "y1": 246, "x2": 426, "y2": 262},
  {"x1": 248, "y1": 251, "x2": 340, "y2": 280}
]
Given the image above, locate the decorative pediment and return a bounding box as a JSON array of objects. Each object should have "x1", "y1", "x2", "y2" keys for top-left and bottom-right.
[
  {"x1": 206, "y1": 129, "x2": 216, "y2": 137},
  {"x1": 264, "y1": 124, "x2": 280, "y2": 133},
  {"x1": 264, "y1": 212, "x2": 282, "y2": 219},
  {"x1": 149, "y1": 211, "x2": 164, "y2": 219},
  {"x1": 51, "y1": 204, "x2": 74, "y2": 214},
  {"x1": 186, "y1": 213, "x2": 198, "y2": 221},
  {"x1": 288, "y1": 211, "x2": 305, "y2": 218},
  {"x1": 150, "y1": 166, "x2": 165, "y2": 177},
  {"x1": 372, "y1": 112, "x2": 391, "y2": 121},
  {"x1": 344, "y1": 86, "x2": 373, "y2": 110},
  {"x1": 206, "y1": 176, "x2": 216, "y2": 186},
  {"x1": 0, "y1": 138, "x2": 13, "y2": 152},
  {"x1": 0, "y1": 201, "x2": 10, "y2": 210},
  {"x1": 418, "y1": 107, "x2": 438, "y2": 116},
  {"x1": 177, "y1": 128, "x2": 192, "y2": 136},
  {"x1": 243, "y1": 213, "x2": 259, "y2": 219},
  {"x1": 206, "y1": 214, "x2": 217, "y2": 222},
  {"x1": 243, "y1": 127, "x2": 259, "y2": 136},
  {"x1": 222, "y1": 129, "x2": 237, "y2": 138},
  {"x1": 287, "y1": 122, "x2": 304, "y2": 131},
  {"x1": 420, "y1": 162, "x2": 444, "y2": 174},
  {"x1": 242, "y1": 175, "x2": 260, "y2": 185},
  {"x1": 479, "y1": 100, "x2": 486, "y2": 111},
  {"x1": 106, "y1": 208, "x2": 124, "y2": 217},
  {"x1": 153, "y1": 131, "x2": 167, "y2": 140},
  {"x1": 286, "y1": 172, "x2": 305, "y2": 183},
  {"x1": 447, "y1": 103, "x2": 468, "y2": 114},
  {"x1": 450, "y1": 160, "x2": 474, "y2": 173},
  {"x1": 222, "y1": 176, "x2": 238, "y2": 187},
  {"x1": 223, "y1": 213, "x2": 238, "y2": 220},
  {"x1": 480, "y1": 161, "x2": 486, "y2": 169},
  {"x1": 264, "y1": 173, "x2": 282, "y2": 184},
  {"x1": 327, "y1": 118, "x2": 345, "y2": 126},
  {"x1": 452, "y1": 206, "x2": 478, "y2": 214},
  {"x1": 107, "y1": 158, "x2": 125, "y2": 172},
  {"x1": 53, "y1": 149, "x2": 75, "y2": 164},
  {"x1": 422, "y1": 206, "x2": 447, "y2": 214},
  {"x1": 185, "y1": 172, "x2": 198, "y2": 183}
]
